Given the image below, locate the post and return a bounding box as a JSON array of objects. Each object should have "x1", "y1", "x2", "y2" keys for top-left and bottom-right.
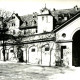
[
  {"x1": 3, "y1": 32, "x2": 6, "y2": 61},
  {"x1": 49, "y1": 49, "x2": 52, "y2": 67}
]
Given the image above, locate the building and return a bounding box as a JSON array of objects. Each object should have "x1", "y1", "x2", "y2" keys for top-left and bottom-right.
[{"x1": 0, "y1": 5, "x2": 80, "y2": 67}]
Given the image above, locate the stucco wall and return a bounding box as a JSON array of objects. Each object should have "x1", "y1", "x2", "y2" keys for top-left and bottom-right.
[
  {"x1": 55, "y1": 16, "x2": 80, "y2": 67},
  {"x1": 55, "y1": 42, "x2": 72, "y2": 66},
  {"x1": 38, "y1": 15, "x2": 53, "y2": 33},
  {"x1": 56, "y1": 16, "x2": 80, "y2": 41},
  {"x1": 23, "y1": 41, "x2": 56, "y2": 66}
]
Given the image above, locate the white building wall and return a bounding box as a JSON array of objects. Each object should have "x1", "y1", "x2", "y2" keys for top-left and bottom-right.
[
  {"x1": 21, "y1": 47, "x2": 27, "y2": 62},
  {"x1": 0, "y1": 47, "x2": 3, "y2": 60},
  {"x1": 56, "y1": 42, "x2": 72, "y2": 67},
  {"x1": 55, "y1": 16, "x2": 80, "y2": 67},
  {"x1": 8, "y1": 14, "x2": 20, "y2": 35},
  {"x1": 56, "y1": 16, "x2": 80, "y2": 41},
  {"x1": 38, "y1": 15, "x2": 53, "y2": 33}
]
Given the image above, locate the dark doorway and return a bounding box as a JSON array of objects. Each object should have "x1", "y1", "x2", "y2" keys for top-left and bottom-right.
[
  {"x1": 61, "y1": 46, "x2": 66, "y2": 59},
  {"x1": 73, "y1": 30, "x2": 80, "y2": 66}
]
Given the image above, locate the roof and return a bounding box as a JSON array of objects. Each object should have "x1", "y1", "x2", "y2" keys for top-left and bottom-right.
[
  {"x1": 12, "y1": 13, "x2": 23, "y2": 26},
  {"x1": 7, "y1": 13, "x2": 23, "y2": 26},
  {"x1": 20, "y1": 14, "x2": 37, "y2": 29},
  {"x1": 38, "y1": 6, "x2": 52, "y2": 16},
  {"x1": 6, "y1": 6, "x2": 80, "y2": 31},
  {"x1": 54, "y1": 11, "x2": 80, "y2": 32},
  {"x1": 19, "y1": 26, "x2": 37, "y2": 30}
]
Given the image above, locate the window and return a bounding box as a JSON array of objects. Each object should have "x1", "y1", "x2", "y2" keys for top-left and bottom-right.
[
  {"x1": 12, "y1": 23, "x2": 15, "y2": 26},
  {"x1": 33, "y1": 20, "x2": 36, "y2": 24},
  {"x1": 13, "y1": 30, "x2": 15, "y2": 34},
  {"x1": 45, "y1": 47, "x2": 49, "y2": 51},
  {"x1": 12, "y1": 16, "x2": 15, "y2": 19},
  {"x1": 46, "y1": 16, "x2": 48, "y2": 22},
  {"x1": 58, "y1": 17, "x2": 62, "y2": 20},
  {"x1": 62, "y1": 33, "x2": 66, "y2": 38},
  {"x1": 10, "y1": 50, "x2": 14, "y2": 53},
  {"x1": 36, "y1": 29, "x2": 37, "y2": 33},
  {"x1": 31, "y1": 48, "x2": 35, "y2": 52},
  {"x1": 24, "y1": 30, "x2": 26, "y2": 35},
  {"x1": 42, "y1": 16, "x2": 44, "y2": 20},
  {"x1": 61, "y1": 46, "x2": 66, "y2": 59}
]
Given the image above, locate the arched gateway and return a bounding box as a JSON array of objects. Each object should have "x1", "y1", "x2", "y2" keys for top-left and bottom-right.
[{"x1": 73, "y1": 30, "x2": 80, "y2": 66}]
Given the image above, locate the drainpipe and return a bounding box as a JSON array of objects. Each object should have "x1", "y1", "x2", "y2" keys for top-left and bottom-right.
[
  {"x1": 26, "y1": 47, "x2": 27, "y2": 63},
  {"x1": 41, "y1": 48, "x2": 42, "y2": 64},
  {"x1": 49, "y1": 49, "x2": 52, "y2": 67}
]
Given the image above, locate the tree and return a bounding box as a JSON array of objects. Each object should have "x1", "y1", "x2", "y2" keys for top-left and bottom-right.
[
  {"x1": 15, "y1": 31, "x2": 24, "y2": 62},
  {"x1": 0, "y1": 9, "x2": 11, "y2": 20},
  {"x1": 0, "y1": 17, "x2": 8, "y2": 61},
  {"x1": 0, "y1": 9, "x2": 12, "y2": 61}
]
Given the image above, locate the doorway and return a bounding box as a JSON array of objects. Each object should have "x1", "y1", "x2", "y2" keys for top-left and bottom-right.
[{"x1": 73, "y1": 30, "x2": 80, "y2": 66}]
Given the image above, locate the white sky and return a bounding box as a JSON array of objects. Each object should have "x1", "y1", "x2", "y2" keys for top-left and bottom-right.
[{"x1": 0, "y1": 0, "x2": 80, "y2": 15}]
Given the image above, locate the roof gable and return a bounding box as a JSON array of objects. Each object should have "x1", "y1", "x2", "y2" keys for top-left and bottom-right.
[{"x1": 9, "y1": 13, "x2": 23, "y2": 26}]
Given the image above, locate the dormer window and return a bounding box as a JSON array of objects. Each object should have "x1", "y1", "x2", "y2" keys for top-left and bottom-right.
[
  {"x1": 24, "y1": 30, "x2": 26, "y2": 35},
  {"x1": 58, "y1": 17, "x2": 62, "y2": 20},
  {"x1": 31, "y1": 48, "x2": 35, "y2": 52}
]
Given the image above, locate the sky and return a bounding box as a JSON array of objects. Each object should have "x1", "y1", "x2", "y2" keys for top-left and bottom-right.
[{"x1": 0, "y1": 0, "x2": 80, "y2": 16}]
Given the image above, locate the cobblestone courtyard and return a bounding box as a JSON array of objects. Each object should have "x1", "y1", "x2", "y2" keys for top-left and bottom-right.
[{"x1": 0, "y1": 62, "x2": 79, "y2": 80}]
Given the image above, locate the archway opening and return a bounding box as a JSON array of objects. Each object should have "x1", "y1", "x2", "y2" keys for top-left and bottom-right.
[{"x1": 73, "y1": 30, "x2": 80, "y2": 66}]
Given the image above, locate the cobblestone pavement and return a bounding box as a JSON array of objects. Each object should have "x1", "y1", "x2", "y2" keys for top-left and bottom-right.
[{"x1": 0, "y1": 61, "x2": 79, "y2": 80}]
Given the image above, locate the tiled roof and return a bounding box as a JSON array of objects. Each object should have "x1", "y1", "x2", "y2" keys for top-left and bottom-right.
[
  {"x1": 6, "y1": 6, "x2": 80, "y2": 31},
  {"x1": 20, "y1": 6, "x2": 80, "y2": 29},
  {"x1": 20, "y1": 14, "x2": 37, "y2": 29},
  {"x1": 54, "y1": 11, "x2": 80, "y2": 32}
]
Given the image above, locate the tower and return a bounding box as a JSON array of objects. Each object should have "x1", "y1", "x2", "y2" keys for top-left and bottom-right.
[{"x1": 37, "y1": 5, "x2": 54, "y2": 33}]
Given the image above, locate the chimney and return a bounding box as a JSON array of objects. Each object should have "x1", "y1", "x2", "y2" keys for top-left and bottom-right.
[{"x1": 74, "y1": 5, "x2": 78, "y2": 11}]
